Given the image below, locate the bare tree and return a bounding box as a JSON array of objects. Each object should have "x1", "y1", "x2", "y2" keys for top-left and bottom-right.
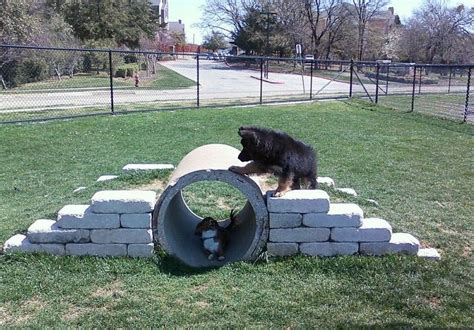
[
  {"x1": 303, "y1": 0, "x2": 345, "y2": 58},
  {"x1": 349, "y1": 0, "x2": 389, "y2": 61},
  {"x1": 401, "y1": 0, "x2": 473, "y2": 64}
]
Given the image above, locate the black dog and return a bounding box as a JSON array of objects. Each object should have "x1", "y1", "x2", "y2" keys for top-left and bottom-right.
[{"x1": 229, "y1": 126, "x2": 318, "y2": 197}]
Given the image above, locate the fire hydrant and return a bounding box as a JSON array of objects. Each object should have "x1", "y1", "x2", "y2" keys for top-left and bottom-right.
[{"x1": 134, "y1": 73, "x2": 140, "y2": 87}]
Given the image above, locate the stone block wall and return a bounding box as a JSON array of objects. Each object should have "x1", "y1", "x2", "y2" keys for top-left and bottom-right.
[
  {"x1": 4, "y1": 190, "x2": 156, "y2": 258},
  {"x1": 266, "y1": 190, "x2": 422, "y2": 258}
]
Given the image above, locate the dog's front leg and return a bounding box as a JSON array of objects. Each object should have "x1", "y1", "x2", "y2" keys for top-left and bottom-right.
[
  {"x1": 275, "y1": 174, "x2": 294, "y2": 197},
  {"x1": 229, "y1": 161, "x2": 265, "y2": 175}
]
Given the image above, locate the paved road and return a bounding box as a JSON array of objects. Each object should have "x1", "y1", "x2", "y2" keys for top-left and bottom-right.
[{"x1": 0, "y1": 58, "x2": 467, "y2": 113}]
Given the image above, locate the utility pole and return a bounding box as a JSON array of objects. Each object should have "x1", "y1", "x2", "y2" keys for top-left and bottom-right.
[{"x1": 260, "y1": 9, "x2": 277, "y2": 79}]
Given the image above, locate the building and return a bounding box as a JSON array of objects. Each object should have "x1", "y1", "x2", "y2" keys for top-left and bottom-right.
[
  {"x1": 168, "y1": 19, "x2": 185, "y2": 38},
  {"x1": 150, "y1": 0, "x2": 169, "y2": 25}
]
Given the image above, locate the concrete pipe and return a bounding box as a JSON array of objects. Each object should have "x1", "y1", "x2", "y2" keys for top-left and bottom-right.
[{"x1": 152, "y1": 144, "x2": 269, "y2": 268}]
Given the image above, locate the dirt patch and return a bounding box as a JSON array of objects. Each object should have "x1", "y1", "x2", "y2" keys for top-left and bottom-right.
[
  {"x1": 462, "y1": 246, "x2": 471, "y2": 257},
  {"x1": 136, "y1": 178, "x2": 167, "y2": 192},
  {"x1": 194, "y1": 301, "x2": 210, "y2": 309},
  {"x1": 90, "y1": 280, "x2": 124, "y2": 299},
  {"x1": 1, "y1": 297, "x2": 46, "y2": 326}
]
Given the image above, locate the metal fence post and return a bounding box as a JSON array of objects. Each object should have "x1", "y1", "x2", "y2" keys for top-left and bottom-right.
[
  {"x1": 259, "y1": 59, "x2": 263, "y2": 104},
  {"x1": 196, "y1": 47, "x2": 200, "y2": 108},
  {"x1": 463, "y1": 66, "x2": 471, "y2": 123},
  {"x1": 108, "y1": 50, "x2": 114, "y2": 114},
  {"x1": 448, "y1": 67, "x2": 452, "y2": 94},
  {"x1": 349, "y1": 59, "x2": 354, "y2": 98},
  {"x1": 418, "y1": 66, "x2": 422, "y2": 95},
  {"x1": 411, "y1": 65, "x2": 417, "y2": 112},
  {"x1": 385, "y1": 65, "x2": 389, "y2": 95},
  {"x1": 310, "y1": 61, "x2": 313, "y2": 100},
  {"x1": 375, "y1": 63, "x2": 380, "y2": 104}
]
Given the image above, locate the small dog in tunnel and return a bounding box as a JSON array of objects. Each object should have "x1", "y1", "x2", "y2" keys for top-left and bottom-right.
[
  {"x1": 194, "y1": 209, "x2": 238, "y2": 261},
  {"x1": 229, "y1": 126, "x2": 318, "y2": 197}
]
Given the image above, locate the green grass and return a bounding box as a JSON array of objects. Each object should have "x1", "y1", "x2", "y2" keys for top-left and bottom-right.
[
  {"x1": 1, "y1": 101, "x2": 473, "y2": 327},
  {"x1": 1, "y1": 63, "x2": 194, "y2": 93}
]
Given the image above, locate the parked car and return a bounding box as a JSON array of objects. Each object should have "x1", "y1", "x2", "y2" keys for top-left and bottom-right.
[{"x1": 304, "y1": 54, "x2": 315, "y2": 62}]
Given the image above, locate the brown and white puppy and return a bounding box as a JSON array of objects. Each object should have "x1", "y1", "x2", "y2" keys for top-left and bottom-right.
[
  {"x1": 229, "y1": 126, "x2": 318, "y2": 197},
  {"x1": 194, "y1": 209, "x2": 237, "y2": 261}
]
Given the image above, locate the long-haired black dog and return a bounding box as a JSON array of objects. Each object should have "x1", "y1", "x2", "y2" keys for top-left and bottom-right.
[{"x1": 229, "y1": 126, "x2": 318, "y2": 197}]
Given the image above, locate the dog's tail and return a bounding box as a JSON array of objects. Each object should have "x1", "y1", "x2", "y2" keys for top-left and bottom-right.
[{"x1": 227, "y1": 209, "x2": 238, "y2": 231}]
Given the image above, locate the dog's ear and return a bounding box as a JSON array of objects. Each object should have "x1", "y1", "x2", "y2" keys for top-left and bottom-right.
[{"x1": 238, "y1": 127, "x2": 257, "y2": 139}]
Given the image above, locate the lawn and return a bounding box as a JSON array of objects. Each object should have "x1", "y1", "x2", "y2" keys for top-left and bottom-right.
[
  {"x1": 1, "y1": 62, "x2": 195, "y2": 93},
  {"x1": 0, "y1": 101, "x2": 473, "y2": 327}
]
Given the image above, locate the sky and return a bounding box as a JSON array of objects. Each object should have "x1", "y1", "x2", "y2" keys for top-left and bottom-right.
[{"x1": 168, "y1": 0, "x2": 474, "y2": 45}]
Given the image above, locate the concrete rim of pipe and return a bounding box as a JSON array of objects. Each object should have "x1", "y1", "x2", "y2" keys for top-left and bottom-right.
[{"x1": 152, "y1": 144, "x2": 269, "y2": 268}]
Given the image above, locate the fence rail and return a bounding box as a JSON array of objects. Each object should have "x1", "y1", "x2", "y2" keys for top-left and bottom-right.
[{"x1": 0, "y1": 44, "x2": 472, "y2": 124}]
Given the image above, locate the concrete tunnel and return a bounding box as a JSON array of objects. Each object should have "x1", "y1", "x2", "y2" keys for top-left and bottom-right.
[{"x1": 151, "y1": 144, "x2": 269, "y2": 268}]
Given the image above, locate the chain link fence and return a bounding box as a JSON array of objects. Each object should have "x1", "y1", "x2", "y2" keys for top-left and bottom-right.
[{"x1": 0, "y1": 45, "x2": 472, "y2": 124}]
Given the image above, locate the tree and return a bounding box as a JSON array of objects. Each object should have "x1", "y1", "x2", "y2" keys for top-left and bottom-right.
[
  {"x1": 303, "y1": 0, "x2": 347, "y2": 58},
  {"x1": 349, "y1": 0, "x2": 389, "y2": 61},
  {"x1": 202, "y1": 31, "x2": 229, "y2": 52},
  {"x1": 63, "y1": 0, "x2": 157, "y2": 48},
  {"x1": 400, "y1": 0, "x2": 473, "y2": 64}
]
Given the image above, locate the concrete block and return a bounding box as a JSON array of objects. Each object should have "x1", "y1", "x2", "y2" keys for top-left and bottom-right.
[
  {"x1": 336, "y1": 188, "x2": 358, "y2": 197},
  {"x1": 66, "y1": 243, "x2": 127, "y2": 257},
  {"x1": 417, "y1": 248, "x2": 441, "y2": 260},
  {"x1": 3, "y1": 234, "x2": 65, "y2": 256},
  {"x1": 317, "y1": 177, "x2": 335, "y2": 187},
  {"x1": 120, "y1": 213, "x2": 152, "y2": 228},
  {"x1": 300, "y1": 242, "x2": 358, "y2": 257},
  {"x1": 267, "y1": 243, "x2": 299, "y2": 256},
  {"x1": 90, "y1": 229, "x2": 153, "y2": 244},
  {"x1": 56, "y1": 204, "x2": 120, "y2": 229},
  {"x1": 90, "y1": 190, "x2": 156, "y2": 214},
  {"x1": 28, "y1": 219, "x2": 90, "y2": 243},
  {"x1": 97, "y1": 175, "x2": 118, "y2": 182},
  {"x1": 128, "y1": 243, "x2": 155, "y2": 258},
  {"x1": 267, "y1": 190, "x2": 330, "y2": 213},
  {"x1": 303, "y1": 203, "x2": 363, "y2": 228},
  {"x1": 360, "y1": 233, "x2": 420, "y2": 255},
  {"x1": 122, "y1": 164, "x2": 174, "y2": 171},
  {"x1": 331, "y1": 218, "x2": 392, "y2": 242},
  {"x1": 269, "y1": 213, "x2": 302, "y2": 228},
  {"x1": 269, "y1": 228, "x2": 330, "y2": 243}
]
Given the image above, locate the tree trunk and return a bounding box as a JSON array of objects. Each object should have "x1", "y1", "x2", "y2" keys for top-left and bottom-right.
[{"x1": 0, "y1": 75, "x2": 7, "y2": 90}]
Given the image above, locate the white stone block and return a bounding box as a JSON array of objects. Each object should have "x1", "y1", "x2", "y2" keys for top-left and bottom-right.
[
  {"x1": 269, "y1": 228, "x2": 330, "y2": 243},
  {"x1": 267, "y1": 243, "x2": 299, "y2": 256},
  {"x1": 122, "y1": 164, "x2": 174, "y2": 171},
  {"x1": 360, "y1": 233, "x2": 420, "y2": 255},
  {"x1": 417, "y1": 248, "x2": 441, "y2": 260},
  {"x1": 28, "y1": 219, "x2": 90, "y2": 243},
  {"x1": 269, "y1": 213, "x2": 302, "y2": 228},
  {"x1": 303, "y1": 203, "x2": 363, "y2": 228},
  {"x1": 128, "y1": 243, "x2": 155, "y2": 258},
  {"x1": 90, "y1": 229, "x2": 153, "y2": 244},
  {"x1": 56, "y1": 204, "x2": 120, "y2": 229},
  {"x1": 121, "y1": 213, "x2": 152, "y2": 228},
  {"x1": 300, "y1": 242, "x2": 358, "y2": 257},
  {"x1": 317, "y1": 177, "x2": 335, "y2": 187},
  {"x1": 336, "y1": 188, "x2": 358, "y2": 197},
  {"x1": 66, "y1": 243, "x2": 127, "y2": 257},
  {"x1": 97, "y1": 175, "x2": 118, "y2": 182},
  {"x1": 3, "y1": 234, "x2": 65, "y2": 256},
  {"x1": 267, "y1": 190, "x2": 330, "y2": 213},
  {"x1": 331, "y1": 218, "x2": 392, "y2": 242},
  {"x1": 90, "y1": 190, "x2": 156, "y2": 214}
]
